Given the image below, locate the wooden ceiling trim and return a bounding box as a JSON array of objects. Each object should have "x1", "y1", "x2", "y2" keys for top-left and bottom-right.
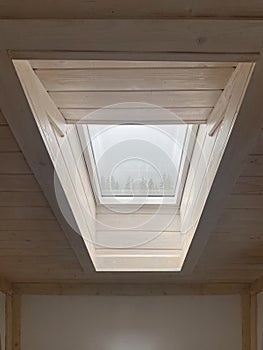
[
  {"x1": 30, "y1": 60, "x2": 238, "y2": 69},
  {"x1": 1, "y1": 20, "x2": 263, "y2": 54},
  {"x1": 61, "y1": 107, "x2": 212, "y2": 124},
  {"x1": 12, "y1": 282, "x2": 250, "y2": 296}
]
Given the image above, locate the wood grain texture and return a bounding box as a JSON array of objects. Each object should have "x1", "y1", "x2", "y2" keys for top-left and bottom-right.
[
  {"x1": 30, "y1": 60, "x2": 238, "y2": 69},
  {"x1": 0, "y1": 18, "x2": 262, "y2": 282},
  {"x1": 0, "y1": 20, "x2": 263, "y2": 54},
  {"x1": 36, "y1": 67, "x2": 234, "y2": 91},
  {"x1": 1, "y1": 0, "x2": 263, "y2": 19},
  {"x1": 50, "y1": 90, "x2": 221, "y2": 108},
  {"x1": 61, "y1": 107, "x2": 212, "y2": 124}
]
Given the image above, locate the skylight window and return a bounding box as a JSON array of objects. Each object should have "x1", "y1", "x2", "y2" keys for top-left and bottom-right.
[
  {"x1": 78, "y1": 124, "x2": 194, "y2": 205},
  {"x1": 14, "y1": 59, "x2": 254, "y2": 271}
]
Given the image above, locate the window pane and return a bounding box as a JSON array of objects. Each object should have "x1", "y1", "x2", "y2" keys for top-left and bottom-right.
[{"x1": 88, "y1": 124, "x2": 188, "y2": 197}]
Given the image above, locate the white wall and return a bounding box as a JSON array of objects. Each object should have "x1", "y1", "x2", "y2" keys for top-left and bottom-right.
[
  {"x1": 0, "y1": 292, "x2": 5, "y2": 350},
  {"x1": 258, "y1": 292, "x2": 263, "y2": 350},
  {"x1": 21, "y1": 295, "x2": 241, "y2": 350}
]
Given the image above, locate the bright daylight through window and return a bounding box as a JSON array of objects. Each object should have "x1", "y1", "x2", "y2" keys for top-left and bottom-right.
[{"x1": 78, "y1": 123, "x2": 194, "y2": 205}]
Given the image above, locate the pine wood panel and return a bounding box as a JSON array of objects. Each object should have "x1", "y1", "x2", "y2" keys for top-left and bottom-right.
[
  {"x1": 0, "y1": 192, "x2": 48, "y2": 207},
  {"x1": 30, "y1": 60, "x2": 238, "y2": 69},
  {"x1": 1, "y1": 2, "x2": 263, "y2": 19},
  {"x1": 0, "y1": 219, "x2": 61, "y2": 231},
  {"x1": 61, "y1": 107, "x2": 212, "y2": 124},
  {"x1": 0, "y1": 230, "x2": 66, "y2": 241},
  {"x1": 233, "y1": 177, "x2": 263, "y2": 194},
  {"x1": 0, "y1": 175, "x2": 40, "y2": 191},
  {"x1": 0, "y1": 207, "x2": 55, "y2": 220},
  {"x1": 0, "y1": 153, "x2": 31, "y2": 174},
  {"x1": 0, "y1": 126, "x2": 19, "y2": 151},
  {"x1": 50, "y1": 90, "x2": 221, "y2": 109},
  {"x1": 242, "y1": 155, "x2": 263, "y2": 176},
  {"x1": 36, "y1": 67, "x2": 234, "y2": 91}
]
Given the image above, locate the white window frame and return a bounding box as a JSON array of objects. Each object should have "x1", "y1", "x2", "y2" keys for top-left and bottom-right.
[{"x1": 77, "y1": 123, "x2": 198, "y2": 206}]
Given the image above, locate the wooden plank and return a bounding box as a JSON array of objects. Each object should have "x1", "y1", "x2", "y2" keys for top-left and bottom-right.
[
  {"x1": 36, "y1": 67, "x2": 234, "y2": 91},
  {"x1": 0, "y1": 230, "x2": 65, "y2": 241},
  {"x1": 207, "y1": 64, "x2": 244, "y2": 136},
  {"x1": 0, "y1": 256, "x2": 81, "y2": 269},
  {"x1": 50, "y1": 90, "x2": 221, "y2": 108},
  {"x1": 95, "y1": 254, "x2": 181, "y2": 271},
  {"x1": 5, "y1": 294, "x2": 21, "y2": 350},
  {"x1": 233, "y1": 176, "x2": 263, "y2": 194},
  {"x1": 0, "y1": 243, "x2": 73, "y2": 257},
  {"x1": 250, "y1": 129, "x2": 263, "y2": 154},
  {"x1": 95, "y1": 230, "x2": 182, "y2": 250},
  {"x1": 96, "y1": 248, "x2": 181, "y2": 258},
  {"x1": 250, "y1": 294, "x2": 257, "y2": 350},
  {"x1": 0, "y1": 192, "x2": 48, "y2": 207},
  {"x1": 11, "y1": 295, "x2": 21, "y2": 350},
  {"x1": 12, "y1": 282, "x2": 250, "y2": 296},
  {"x1": 0, "y1": 207, "x2": 55, "y2": 220},
  {"x1": 0, "y1": 153, "x2": 31, "y2": 174},
  {"x1": 96, "y1": 213, "x2": 180, "y2": 232},
  {"x1": 0, "y1": 20, "x2": 263, "y2": 54},
  {"x1": 30, "y1": 60, "x2": 238, "y2": 69},
  {"x1": 1, "y1": 1, "x2": 263, "y2": 19},
  {"x1": 5, "y1": 294, "x2": 12, "y2": 350},
  {"x1": 15, "y1": 51, "x2": 258, "y2": 63},
  {"x1": 0, "y1": 126, "x2": 19, "y2": 152},
  {"x1": 0, "y1": 219, "x2": 61, "y2": 231},
  {"x1": 242, "y1": 155, "x2": 263, "y2": 176},
  {"x1": 0, "y1": 175, "x2": 40, "y2": 192},
  {"x1": 241, "y1": 294, "x2": 257, "y2": 350},
  {"x1": 225, "y1": 194, "x2": 263, "y2": 209},
  {"x1": 61, "y1": 107, "x2": 212, "y2": 124}
]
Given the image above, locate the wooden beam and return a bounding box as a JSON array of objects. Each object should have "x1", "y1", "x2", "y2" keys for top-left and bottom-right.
[
  {"x1": 61, "y1": 107, "x2": 211, "y2": 125},
  {"x1": 241, "y1": 293, "x2": 257, "y2": 350},
  {"x1": 0, "y1": 20, "x2": 263, "y2": 55},
  {"x1": 242, "y1": 294, "x2": 251, "y2": 350},
  {"x1": 5, "y1": 295, "x2": 12, "y2": 350},
  {"x1": 251, "y1": 275, "x2": 263, "y2": 294},
  {"x1": 11, "y1": 51, "x2": 258, "y2": 62},
  {"x1": 0, "y1": 278, "x2": 12, "y2": 295},
  {"x1": 0, "y1": 51, "x2": 94, "y2": 274},
  {"x1": 250, "y1": 294, "x2": 257, "y2": 350},
  {"x1": 12, "y1": 282, "x2": 250, "y2": 296},
  {"x1": 207, "y1": 63, "x2": 252, "y2": 136},
  {"x1": 2, "y1": 1, "x2": 263, "y2": 20},
  {"x1": 5, "y1": 294, "x2": 21, "y2": 350}
]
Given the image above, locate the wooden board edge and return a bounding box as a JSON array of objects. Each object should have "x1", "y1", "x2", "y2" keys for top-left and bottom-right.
[{"x1": 12, "y1": 282, "x2": 250, "y2": 296}]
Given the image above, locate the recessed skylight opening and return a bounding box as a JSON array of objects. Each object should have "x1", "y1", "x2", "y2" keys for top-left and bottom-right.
[{"x1": 13, "y1": 59, "x2": 254, "y2": 271}]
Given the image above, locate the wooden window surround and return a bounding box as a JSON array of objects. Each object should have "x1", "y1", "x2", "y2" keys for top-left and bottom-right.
[{"x1": 13, "y1": 59, "x2": 254, "y2": 271}]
